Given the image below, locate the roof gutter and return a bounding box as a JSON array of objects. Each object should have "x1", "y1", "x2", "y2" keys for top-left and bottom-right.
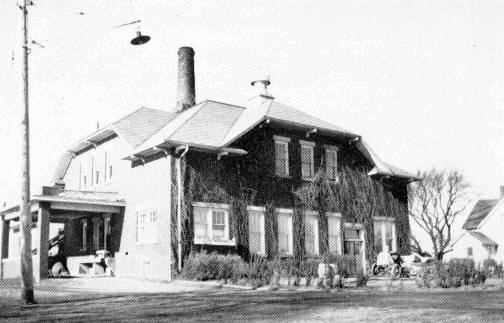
[{"x1": 125, "y1": 140, "x2": 247, "y2": 161}]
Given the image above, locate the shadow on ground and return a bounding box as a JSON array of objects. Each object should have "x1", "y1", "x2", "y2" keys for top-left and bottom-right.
[{"x1": 2, "y1": 287, "x2": 504, "y2": 322}]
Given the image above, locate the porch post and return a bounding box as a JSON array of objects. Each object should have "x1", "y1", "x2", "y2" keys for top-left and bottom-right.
[
  {"x1": 35, "y1": 202, "x2": 50, "y2": 282},
  {"x1": 0, "y1": 215, "x2": 9, "y2": 280}
]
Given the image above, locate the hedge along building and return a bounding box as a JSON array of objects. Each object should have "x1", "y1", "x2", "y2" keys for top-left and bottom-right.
[{"x1": 0, "y1": 47, "x2": 419, "y2": 282}]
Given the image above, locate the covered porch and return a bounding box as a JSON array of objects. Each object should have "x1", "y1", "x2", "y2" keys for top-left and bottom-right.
[{"x1": 0, "y1": 188, "x2": 125, "y2": 281}]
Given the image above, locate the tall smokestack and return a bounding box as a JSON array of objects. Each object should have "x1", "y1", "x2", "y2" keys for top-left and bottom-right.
[{"x1": 176, "y1": 47, "x2": 196, "y2": 112}]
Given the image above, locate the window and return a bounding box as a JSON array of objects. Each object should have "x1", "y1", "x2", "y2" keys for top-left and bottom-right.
[
  {"x1": 136, "y1": 210, "x2": 158, "y2": 244},
  {"x1": 277, "y1": 209, "x2": 293, "y2": 256},
  {"x1": 325, "y1": 146, "x2": 338, "y2": 180},
  {"x1": 104, "y1": 151, "x2": 113, "y2": 182},
  {"x1": 248, "y1": 207, "x2": 266, "y2": 255},
  {"x1": 327, "y1": 213, "x2": 342, "y2": 254},
  {"x1": 80, "y1": 161, "x2": 88, "y2": 189},
  {"x1": 80, "y1": 219, "x2": 87, "y2": 251},
  {"x1": 193, "y1": 203, "x2": 233, "y2": 245},
  {"x1": 300, "y1": 141, "x2": 315, "y2": 179},
  {"x1": 467, "y1": 247, "x2": 473, "y2": 257},
  {"x1": 304, "y1": 211, "x2": 319, "y2": 255},
  {"x1": 94, "y1": 155, "x2": 100, "y2": 185},
  {"x1": 343, "y1": 226, "x2": 363, "y2": 256},
  {"x1": 274, "y1": 136, "x2": 290, "y2": 177},
  {"x1": 212, "y1": 210, "x2": 226, "y2": 241},
  {"x1": 373, "y1": 218, "x2": 396, "y2": 253}
]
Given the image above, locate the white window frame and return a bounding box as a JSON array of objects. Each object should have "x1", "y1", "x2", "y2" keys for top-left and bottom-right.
[
  {"x1": 327, "y1": 212, "x2": 342, "y2": 255},
  {"x1": 324, "y1": 145, "x2": 338, "y2": 181},
  {"x1": 300, "y1": 140, "x2": 315, "y2": 180},
  {"x1": 304, "y1": 210, "x2": 319, "y2": 256},
  {"x1": 274, "y1": 135, "x2": 290, "y2": 177},
  {"x1": 193, "y1": 202, "x2": 235, "y2": 246},
  {"x1": 277, "y1": 208, "x2": 294, "y2": 256},
  {"x1": 373, "y1": 217, "x2": 396, "y2": 253},
  {"x1": 80, "y1": 159, "x2": 89, "y2": 189},
  {"x1": 136, "y1": 209, "x2": 158, "y2": 245},
  {"x1": 247, "y1": 206, "x2": 266, "y2": 255},
  {"x1": 104, "y1": 151, "x2": 113, "y2": 183}
]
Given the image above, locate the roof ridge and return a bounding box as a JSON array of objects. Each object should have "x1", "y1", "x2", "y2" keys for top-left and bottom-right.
[
  {"x1": 165, "y1": 102, "x2": 209, "y2": 141},
  {"x1": 132, "y1": 109, "x2": 179, "y2": 148},
  {"x1": 219, "y1": 106, "x2": 249, "y2": 146},
  {"x1": 204, "y1": 99, "x2": 246, "y2": 109}
]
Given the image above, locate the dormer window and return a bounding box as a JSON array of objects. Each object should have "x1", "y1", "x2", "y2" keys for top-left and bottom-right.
[
  {"x1": 324, "y1": 145, "x2": 338, "y2": 181},
  {"x1": 274, "y1": 136, "x2": 290, "y2": 177},
  {"x1": 300, "y1": 140, "x2": 315, "y2": 180}
]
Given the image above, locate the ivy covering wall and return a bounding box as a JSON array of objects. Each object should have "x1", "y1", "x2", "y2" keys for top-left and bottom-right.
[{"x1": 171, "y1": 152, "x2": 410, "y2": 274}]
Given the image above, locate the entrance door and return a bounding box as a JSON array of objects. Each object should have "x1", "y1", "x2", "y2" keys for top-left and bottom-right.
[{"x1": 343, "y1": 226, "x2": 364, "y2": 276}]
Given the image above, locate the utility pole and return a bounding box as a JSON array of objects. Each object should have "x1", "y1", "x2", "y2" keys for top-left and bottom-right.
[{"x1": 19, "y1": 0, "x2": 35, "y2": 304}]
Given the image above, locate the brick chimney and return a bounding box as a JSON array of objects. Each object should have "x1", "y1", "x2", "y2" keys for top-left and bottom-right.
[{"x1": 176, "y1": 47, "x2": 196, "y2": 112}]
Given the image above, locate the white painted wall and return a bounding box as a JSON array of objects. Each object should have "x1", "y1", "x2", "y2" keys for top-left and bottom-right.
[
  {"x1": 63, "y1": 136, "x2": 173, "y2": 280},
  {"x1": 450, "y1": 199, "x2": 504, "y2": 266}
]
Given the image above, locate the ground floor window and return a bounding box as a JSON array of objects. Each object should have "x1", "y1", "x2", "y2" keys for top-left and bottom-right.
[
  {"x1": 136, "y1": 209, "x2": 158, "y2": 244},
  {"x1": 327, "y1": 213, "x2": 342, "y2": 254},
  {"x1": 304, "y1": 211, "x2": 319, "y2": 256},
  {"x1": 343, "y1": 225, "x2": 363, "y2": 256},
  {"x1": 277, "y1": 209, "x2": 293, "y2": 256},
  {"x1": 248, "y1": 206, "x2": 266, "y2": 255},
  {"x1": 193, "y1": 202, "x2": 233, "y2": 245},
  {"x1": 373, "y1": 217, "x2": 396, "y2": 253}
]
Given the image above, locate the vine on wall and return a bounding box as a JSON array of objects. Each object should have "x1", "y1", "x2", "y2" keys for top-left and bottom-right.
[
  {"x1": 172, "y1": 154, "x2": 409, "y2": 275},
  {"x1": 294, "y1": 167, "x2": 409, "y2": 262}
]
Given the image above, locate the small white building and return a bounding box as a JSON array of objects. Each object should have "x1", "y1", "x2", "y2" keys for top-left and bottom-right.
[{"x1": 451, "y1": 189, "x2": 504, "y2": 265}]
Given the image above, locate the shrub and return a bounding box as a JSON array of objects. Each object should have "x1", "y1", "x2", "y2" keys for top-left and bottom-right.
[
  {"x1": 416, "y1": 258, "x2": 486, "y2": 288},
  {"x1": 482, "y1": 258, "x2": 499, "y2": 277},
  {"x1": 244, "y1": 255, "x2": 273, "y2": 287},
  {"x1": 182, "y1": 251, "x2": 246, "y2": 281},
  {"x1": 325, "y1": 254, "x2": 359, "y2": 278},
  {"x1": 355, "y1": 271, "x2": 368, "y2": 287},
  {"x1": 299, "y1": 258, "x2": 320, "y2": 286}
]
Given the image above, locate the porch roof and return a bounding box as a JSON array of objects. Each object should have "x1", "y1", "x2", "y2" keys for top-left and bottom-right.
[{"x1": 32, "y1": 190, "x2": 125, "y2": 207}]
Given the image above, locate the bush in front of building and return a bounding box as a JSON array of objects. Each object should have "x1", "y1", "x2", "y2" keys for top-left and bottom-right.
[
  {"x1": 482, "y1": 258, "x2": 503, "y2": 278},
  {"x1": 182, "y1": 251, "x2": 245, "y2": 281},
  {"x1": 324, "y1": 254, "x2": 360, "y2": 278},
  {"x1": 416, "y1": 258, "x2": 486, "y2": 288}
]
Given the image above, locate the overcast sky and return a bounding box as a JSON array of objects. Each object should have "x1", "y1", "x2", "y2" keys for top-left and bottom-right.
[{"x1": 1, "y1": 0, "x2": 503, "y2": 216}]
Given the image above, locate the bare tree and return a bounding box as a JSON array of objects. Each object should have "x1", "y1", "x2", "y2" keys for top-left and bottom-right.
[{"x1": 409, "y1": 169, "x2": 470, "y2": 260}]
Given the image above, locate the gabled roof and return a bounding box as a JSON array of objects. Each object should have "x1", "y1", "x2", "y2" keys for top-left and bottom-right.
[
  {"x1": 51, "y1": 107, "x2": 176, "y2": 183},
  {"x1": 113, "y1": 107, "x2": 177, "y2": 148},
  {"x1": 128, "y1": 99, "x2": 417, "y2": 181},
  {"x1": 462, "y1": 199, "x2": 500, "y2": 230},
  {"x1": 468, "y1": 231, "x2": 498, "y2": 246}
]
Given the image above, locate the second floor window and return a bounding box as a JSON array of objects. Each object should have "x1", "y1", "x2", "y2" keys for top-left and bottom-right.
[
  {"x1": 325, "y1": 147, "x2": 338, "y2": 180},
  {"x1": 274, "y1": 136, "x2": 290, "y2": 177},
  {"x1": 300, "y1": 141, "x2": 315, "y2": 179},
  {"x1": 104, "y1": 151, "x2": 113, "y2": 182}
]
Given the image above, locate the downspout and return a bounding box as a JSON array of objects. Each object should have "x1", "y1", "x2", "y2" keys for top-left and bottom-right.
[{"x1": 177, "y1": 145, "x2": 189, "y2": 272}]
